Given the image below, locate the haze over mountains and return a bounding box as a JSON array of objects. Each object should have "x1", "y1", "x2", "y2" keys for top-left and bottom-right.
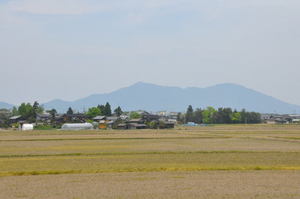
[{"x1": 1, "y1": 82, "x2": 300, "y2": 114}]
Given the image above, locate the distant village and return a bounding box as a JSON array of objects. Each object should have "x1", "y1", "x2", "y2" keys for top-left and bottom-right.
[{"x1": 0, "y1": 101, "x2": 299, "y2": 131}]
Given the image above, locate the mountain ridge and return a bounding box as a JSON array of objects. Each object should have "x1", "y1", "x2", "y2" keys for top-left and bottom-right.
[
  {"x1": 1, "y1": 82, "x2": 299, "y2": 114},
  {"x1": 43, "y1": 82, "x2": 300, "y2": 114},
  {"x1": 0, "y1": 102, "x2": 14, "y2": 109}
]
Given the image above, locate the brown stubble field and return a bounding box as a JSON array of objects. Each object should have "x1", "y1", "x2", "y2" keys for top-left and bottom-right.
[{"x1": 0, "y1": 124, "x2": 300, "y2": 199}]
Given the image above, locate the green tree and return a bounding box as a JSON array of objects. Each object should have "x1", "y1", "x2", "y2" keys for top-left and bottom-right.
[
  {"x1": 67, "y1": 107, "x2": 74, "y2": 115},
  {"x1": 130, "y1": 112, "x2": 141, "y2": 119},
  {"x1": 97, "y1": 105, "x2": 105, "y2": 114},
  {"x1": 32, "y1": 101, "x2": 44, "y2": 118},
  {"x1": 202, "y1": 106, "x2": 216, "y2": 124},
  {"x1": 185, "y1": 105, "x2": 194, "y2": 123},
  {"x1": 232, "y1": 111, "x2": 241, "y2": 123},
  {"x1": 86, "y1": 107, "x2": 101, "y2": 118},
  {"x1": 103, "y1": 102, "x2": 112, "y2": 116},
  {"x1": 240, "y1": 109, "x2": 247, "y2": 124},
  {"x1": 47, "y1": 109, "x2": 57, "y2": 120},
  {"x1": 18, "y1": 103, "x2": 34, "y2": 121},
  {"x1": 114, "y1": 106, "x2": 123, "y2": 116},
  {"x1": 193, "y1": 108, "x2": 203, "y2": 124},
  {"x1": 0, "y1": 109, "x2": 11, "y2": 128},
  {"x1": 148, "y1": 121, "x2": 158, "y2": 129},
  {"x1": 12, "y1": 106, "x2": 19, "y2": 116},
  {"x1": 214, "y1": 108, "x2": 233, "y2": 124}
]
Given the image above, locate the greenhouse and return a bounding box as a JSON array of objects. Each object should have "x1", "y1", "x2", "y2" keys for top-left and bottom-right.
[{"x1": 61, "y1": 123, "x2": 93, "y2": 130}]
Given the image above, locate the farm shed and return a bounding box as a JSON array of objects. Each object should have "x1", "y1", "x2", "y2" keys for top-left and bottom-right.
[
  {"x1": 61, "y1": 123, "x2": 93, "y2": 130},
  {"x1": 128, "y1": 123, "x2": 147, "y2": 130},
  {"x1": 160, "y1": 121, "x2": 175, "y2": 129},
  {"x1": 117, "y1": 123, "x2": 127, "y2": 129},
  {"x1": 98, "y1": 121, "x2": 107, "y2": 129},
  {"x1": 93, "y1": 116, "x2": 106, "y2": 122},
  {"x1": 9, "y1": 115, "x2": 24, "y2": 123}
]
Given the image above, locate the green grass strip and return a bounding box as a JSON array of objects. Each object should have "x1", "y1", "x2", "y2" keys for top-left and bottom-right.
[{"x1": 1, "y1": 166, "x2": 300, "y2": 177}]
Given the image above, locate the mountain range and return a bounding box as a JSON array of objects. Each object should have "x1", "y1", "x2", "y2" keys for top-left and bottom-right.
[
  {"x1": 1, "y1": 82, "x2": 300, "y2": 114},
  {"x1": 0, "y1": 102, "x2": 14, "y2": 110}
]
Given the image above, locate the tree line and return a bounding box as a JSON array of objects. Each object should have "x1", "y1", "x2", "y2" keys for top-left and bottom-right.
[
  {"x1": 8, "y1": 101, "x2": 123, "y2": 121},
  {"x1": 3, "y1": 101, "x2": 261, "y2": 125},
  {"x1": 84, "y1": 102, "x2": 123, "y2": 117},
  {"x1": 178, "y1": 105, "x2": 261, "y2": 124}
]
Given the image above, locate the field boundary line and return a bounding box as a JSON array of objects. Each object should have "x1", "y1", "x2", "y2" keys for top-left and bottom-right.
[
  {"x1": 1, "y1": 151, "x2": 300, "y2": 159},
  {"x1": 1, "y1": 166, "x2": 300, "y2": 177}
]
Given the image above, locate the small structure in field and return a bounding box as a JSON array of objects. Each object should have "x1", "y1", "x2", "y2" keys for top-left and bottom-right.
[
  {"x1": 36, "y1": 113, "x2": 52, "y2": 123},
  {"x1": 93, "y1": 116, "x2": 106, "y2": 122},
  {"x1": 22, "y1": 124, "x2": 34, "y2": 131},
  {"x1": 128, "y1": 123, "x2": 147, "y2": 129},
  {"x1": 160, "y1": 121, "x2": 175, "y2": 129},
  {"x1": 98, "y1": 120, "x2": 107, "y2": 129},
  {"x1": 61, "y1": 123, "x2": 93, "y2": 130},
  {"x1": 292, "y1": 119, "x2": 300, "y2": 124}
]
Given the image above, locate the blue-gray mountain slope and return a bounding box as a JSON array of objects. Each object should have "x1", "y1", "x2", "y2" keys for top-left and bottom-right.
[
  {"x1": 0, "y1": 102, "x2": 14, "y2": 109},
  {"x1": 43, "y1": 82, "x2": 300, "y2": 114}
]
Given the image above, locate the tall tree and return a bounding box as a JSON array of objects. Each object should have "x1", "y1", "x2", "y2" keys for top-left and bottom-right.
[
  {"x1": 193, "y1": 108, "x2": 203, "y2": 124},
  {"x1": 32, "y1": 101, "x2": 44, "y2": 119},
  {"x1": 202, "y1": 106, "x2": 217, "y2": 124},
  {"x1": 12, "y1": 106, "x2": 19, "y2": 116},
  {"x1": 232, "y1": 110, "x2": 241, "y2": 123},
  {"x1": 104, "y1": 102, "x2": 112, "y2": 116},
  {"x1": 114, "y1": 106, "x2": 123, "y2": 116},
  {"x1": 97, "y1": 105, "x2": 105, "y2": 115},
  {"x1": 67, "y1": 107, "x2": 74, "y2": 115},
  {"x1": 47, "y1": 109, "x2": 57, "y2": 120},
  {"x1": 185, "y1": 105, "x2": 194, "y2": 123}
]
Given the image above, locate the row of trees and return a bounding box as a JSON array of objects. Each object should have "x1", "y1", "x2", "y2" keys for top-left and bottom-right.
[
  {"x1": 179, "y1": 105, "x2": 261, "y2": 124},
  {"x1": 9, "y1": 101, "x2": 123, "y2": 120},
  {"x1": 5, "y1": 101, "x2": 261, "y2": 125}
]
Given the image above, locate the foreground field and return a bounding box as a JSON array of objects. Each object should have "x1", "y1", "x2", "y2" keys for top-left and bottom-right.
[
  {"x1": 1, "y1": 171, "x2": 300, "y2": 199},
  {"x1": 0, "y1": 124, "x2": 300, "y2": 198}
]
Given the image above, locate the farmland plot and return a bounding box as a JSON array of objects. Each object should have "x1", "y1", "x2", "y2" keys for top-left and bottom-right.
[{"x1": 0, "y1": 125, "x2": 300, "y2": 199}]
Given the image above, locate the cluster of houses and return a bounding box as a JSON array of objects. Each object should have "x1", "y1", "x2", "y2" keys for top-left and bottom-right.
[
  {"x1": 8, "y1": 111, "x2": 178, "y2": 130},
  {"x1": 261, "y1": 114, "x2": 300, "y2": 124},
  {"x1": 3, "y1": 109, "x2": 300, "y2": 131}
]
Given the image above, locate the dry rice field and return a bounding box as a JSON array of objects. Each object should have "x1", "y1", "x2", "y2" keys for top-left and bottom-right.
[{"x1": 0, "y1": 124, "x2": 300, "y2": 199}]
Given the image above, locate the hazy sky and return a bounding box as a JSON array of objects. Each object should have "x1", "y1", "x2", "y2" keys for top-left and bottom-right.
[{"x1": 1, "y1": 0, "x2": 300, "y2": 105}]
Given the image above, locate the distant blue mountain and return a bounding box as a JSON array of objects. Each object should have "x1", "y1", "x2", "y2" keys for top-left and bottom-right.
[
  {"x1": 0, "y1": 102, "x2": 14, "y2": 109},
  {"x1": 43, "y1": 82, "x2": 300, "y2": 114}
]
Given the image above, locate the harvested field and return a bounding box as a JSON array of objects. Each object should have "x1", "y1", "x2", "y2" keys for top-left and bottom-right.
[
  {"x1": 0, "y1": 124, "x2": 300, "y2": 198},
  {"x1": 1, "y1": 171, "x2": 300, "y2": 199}
]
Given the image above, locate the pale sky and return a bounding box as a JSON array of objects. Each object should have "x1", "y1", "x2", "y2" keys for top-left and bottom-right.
[{"x1": 0, "y1": 0, "x2": 300, "y2": 105}]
